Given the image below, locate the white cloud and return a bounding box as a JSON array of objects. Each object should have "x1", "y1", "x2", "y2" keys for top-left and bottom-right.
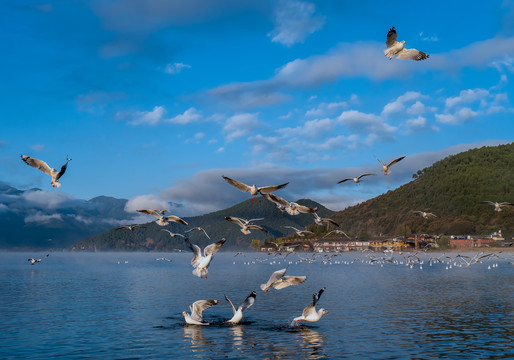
[
  {"x1": 164, "y1": 62, "x2": 191, "y2": 74},
  {"x1": 25, "y1": 212, "x2": 63, "y2": 224},
  {"x1": 124, "y1": 194, "x2": 171, "y2": 214},
  {"x1": 435, "y1": 107, "x2": 478, "y2": 124},
  {"x1": 21, "y1": 190, "x2": 75, "y2": 209},
  {"x1": 31, "y1": 144, "x2": 45, "y2": 152},
  {"x1": 382, "y1": 92, "x2": 423, "y2": 116},
  {"x1": 223, "y1": 113, "x2": 261, "y2": 141},
  {"x1": 216, "y1": 147, "x2": 225, "y2": 153},
  {"x1": 129, "y1": 106, "x2": 165, "y2": 126},
  {"x1": 419, "y1": 32, "x2": 439, "y2": 42},
  {"x1": 305, "y1": 101, "x2": 347, "y2": 117},
  {"x1": 0, "y1": 203, "x2": 8, "y2": 213},
  {"x1": 279, "y1": 118, "x2": 336, "y2": 138},
  {"x1": 406, "y1": 101, "x2": 436, "y2": 116},
  {"x1": 166, "y1": 107, "x2": 202, "y2": 124},
  {"x1": 338, "y1": 110, "x2": 396, "y2": 134},
  {"x1": 194, "y1": 132, "x2": 205, "y2": 140},
  {"x1": 445, "y1": 88, "x2": 489, "y2": 108},
  {"x1": 268, "y1": 0, "x2": 325, "y2": 47}
]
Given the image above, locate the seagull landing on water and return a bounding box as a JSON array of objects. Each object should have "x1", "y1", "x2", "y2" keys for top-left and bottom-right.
[
  {"x1": 384, "y1": 27, "x2": 429, "y2": 61},
  {"x1": 225, "y1": 291, "x2": 256, "y2": 324},
  {"x1": 184, "y1": 237, "x2": 226, "y2": 278},
  {"x1": 28, "y1": 254, "x2": 49, "y2": 265},
  {"x1": 260, "y1": 268, "x2": 306, "y2": 292},
  {"x1": 221, "y1": 175, "x2": 288, "y2": 202},
  {"x1": 482, "y1": 201, "x2": 514, "y2": 212},
  {"x1": 293, "y1": 288, "x2": 328, "y2": 323},
  {"x1": 136, "y1": 209, "x2": 188, "y2": 227},
  {"x1": 21, "y1": 155, "x2": 71, "y2": 188},
  {"x1": 225, "y1": 216, "x2": 268, "y2": 235},
  {"x1": 182, "y1": 300, "x2": 218, "y2": 325},
  {"x1": 377, "y1": 156, "x2": 406, "y2": 175},
  {"x1": 413, "y1": 211, "x2": 437, "y2": 219},
  {"x1": 338, "y1": 173, "x2": 375, "y2": 184}
]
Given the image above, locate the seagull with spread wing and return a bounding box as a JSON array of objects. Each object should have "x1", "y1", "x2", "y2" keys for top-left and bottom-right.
[
  {"x1": 384, "y1": 26, "x2": 429, "y2": 61},
  {"x1": 21, "y1": 155, "x2": 71, "y2": 188},
  {"x1": 293, "y1": 288, "x2": 328, "y2": 323},
  {"x1": 413, "y1": 211, "x2": 437, "y2": 219},
  {"x1": 263, "y1": 193, "x2": 317, "y2": 216},
  {"x1": 377, "y1": 156, "x2": 406, "y2": 175},
  {"x1": 225, "y1": 216, "x2": 268, "y2": 235},
  {"x1": 313, "y1": 212, "x2": 339, "y2": 228},
  {"x1": 161, "y1": 229, "x2": 185, "y2": 238},
  {"x1": 136, "y1": 209, "x2": 188, "y2": 227},
  {"x1": 260, "y1": 268, "x2": 307, "y2": 292},
  {"x1": 28, "y1": 254, "x2": 49, "y2": 265},
  {"x1": 185, "y1": 227, "x2": 211, "y2": 239},
  {"x1": 284, "y1": 226, "x2": 314, "y2": 237},
  {"x1": 182, "y1": 300, "x2": 219, "y2": 325},
  {"x1": 222, "y1": 175, "x2": 288, "y2": 201},
  {"x1": 338, "y1": 173, "x2": 375, "y2": 184},
  {"x1": 116, "y1": 224, "x2": 143, "y2": 231},
  {"x1": 184, "y1": 237, "x2": 226, "y2": 278},
  {"x1": 482, "y1": 201, "x2": 514, "y2": 212},
  {"x1": 225, "y1": 291, "x2": 256, "y2": 324}
]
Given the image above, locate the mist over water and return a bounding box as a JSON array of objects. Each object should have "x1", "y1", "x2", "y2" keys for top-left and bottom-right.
[{"x1": 1, "y1": 251, "x2": 513, "y2": 359}]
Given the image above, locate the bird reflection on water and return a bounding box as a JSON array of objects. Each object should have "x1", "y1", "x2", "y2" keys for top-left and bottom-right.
[
  {"x1": 183, "y1": 325, "x2": 213, "y2": 351},
  {"x1": 297, "y1": 327, "x2": 327, "y2": 359}
]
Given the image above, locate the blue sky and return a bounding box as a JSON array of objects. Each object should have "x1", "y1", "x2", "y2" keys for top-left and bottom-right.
[{"x1": 1, "y1": 0, "x2": 513, "y2": 217}]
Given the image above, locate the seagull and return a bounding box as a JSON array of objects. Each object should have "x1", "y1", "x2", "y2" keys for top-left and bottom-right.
[
  {"x1": 222, "y1": 175, "x2": 289, "y2": 201},
  {"x1": 116, "y1": 224, "x2": 143, "y2": 231},
  {"x1": 384, "y1": 26, "x2": 429, "y2": 61},
  {"x1": 161, "y1": 229, "x2": 185, "y2": 238},
  {"x1": 225, "y1": 216, "x2": 268, "y2": 235},
  {"x1": 263, "y1": 193, "x2": 317, "y2": 216},
  {"x1": 413, "y1": 211, "x2": 437, "y2": 219},
  {"x1": 260, "y1": 268, "x2": 307, "y2": 292},
  {"x1": 28, "y1": 254, "x2": 49, "y2": 265},
  {"x1": 185, "y1": 227, "x2": 211, "y2": 239},
  {"x1": 377, "y1": 156, "x2": 406, "y2": 175},
  {"x1": 155, "y1": 257, "x2": 172, "y2": 262},
  {"x1": 20, "y1": 155, "x2": 72, "y2": 188},
  {"x1": 293, "y1": 288, "x2": 328, "y2": 323},
  {"x1": 338, "y1": 173, "x2": 375, "y2": 184},
  {"x1": 184, "y1": 237, "x2": 226, "y2": 278},
  {"x1": 313, "y1": 212, "x2": 339, "y2": 227},
  {"x1": 482, "y1": 201, "x2": 514, "y2": 212},
  {"x1": 284, "y1": 226, "x2": 314, "y2": 237},
  {"x1": 136, "y1": 209, "x2": 188, "y2": 226},
  {"x1": 225, "y1": 291, "x2": 256, "y2": 324},
  {"x1": 182, "y1": 300, "x2": 219, "y2": 325},
  {"x1": 322, "y1": 229, "x2": 351, "y2": 239}
]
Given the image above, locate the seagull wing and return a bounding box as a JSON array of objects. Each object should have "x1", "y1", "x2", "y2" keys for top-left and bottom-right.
[
  {"x1": 248, "y1": 225, "x2": 267, "y2": 233},
  {"x1": 385, "y1": 26, "x2": 398, "y2": 48},
  {"x1": 322, "y1": 218, "x2": 339, "y2": 227},
  {"x1": 184, "y1": 238, "x2": 202, "y2": 266},
  {"x1": 191, "y1": 299, "x2": 218, "y2": 322},
  {"x1": 241, "y1": 291, "x2": 256, "y2": 310},
  {"x1": 387, "y1": 156, "x2": 406, "y2": 168},
  {"x1": 337, "y1": 178, "x2": 353, "y2": 183},
  {"x1": 294, "y1": 203, "x2": 317, "y2": 214},
  {"x1": 312, "y1": 287, "x2": 326, "y2": 306},
  {"x1": 396, "y1": 48, "x2": 429, "y2": 61},
  {"x1": 164, "y1": 215, "x2": 188, "y2": 226},
  {"x1": 357, "y1": 173, "x2": 375, "y2": 179},
  {"x1": 261, "y1": 268, "x2": 287, "y2": 290},
  {"x1": 137, "y1": 209, "x2": 161, "y2": 218},
  {"x1": 20, "y1": 155, "x2": 54, "y2": 176},
  {"x1": 257, "y1": 182, "x2": 289, "y2": 194},
  {"x1": 224, "y1": 295, "x2": 236, "y2": 315},
  {"x1": 204, "y1": 238, "x2": 227, "y2": 257},
  {"x1": 264, "y1": 193, "x2": 289, "y2": 207},
  {"x1": 200, "y1": 228, "x2": 211, "y2": 239},
  {"x1": 225, "y1": 216, "x2": 245, "y2": 227},
  {"x1": 272, "y1": 276, "x2": 307, "y2": 290},
  {"x1": 55, "y1": 159, "x2": 70, "y2": 181},
  {"x1": 222, "y1": 176, "x2": 252, "y2": 193}
]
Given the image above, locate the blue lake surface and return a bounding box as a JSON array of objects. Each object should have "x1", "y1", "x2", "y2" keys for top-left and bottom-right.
[{"x1": 0, "y1": 251, "x2": 513, "y2": 359}]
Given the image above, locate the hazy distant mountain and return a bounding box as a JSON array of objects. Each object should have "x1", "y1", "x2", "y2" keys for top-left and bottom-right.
[
  {"x1": 71, "y1": 198, "x2": 335, "y2": 252},
  {"x1": 331, "y1": 143, "x2": 514, "y2": 239}
]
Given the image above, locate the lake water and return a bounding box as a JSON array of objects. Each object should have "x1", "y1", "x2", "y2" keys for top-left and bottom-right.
[{"x1": 0, "y1": 251, "x2": 513, "y2": 359}]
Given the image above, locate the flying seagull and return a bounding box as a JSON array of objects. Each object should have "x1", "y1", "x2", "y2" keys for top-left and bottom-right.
[
  {"x1": 482, "y1": 201, "x2": 514, "y2": 212},
  {"x1": 413, "y1": 211, "x2": 437, "y2": 219},
  {"x1": 185, "y1": 227, "x2": 211, "y2": 239},
  {"x1": 184, "y1": 237, "x2": 226, "y2": 278},
  {"x1": 260, "y1": 268, "x2": 307, "y2": 292},
  {"x1": 377, "y1": 156, "x2": 406, "y2": 175},
  {"x1": 182, "y1": 300, "x2": 219, "y2": 326},
  {"x1": 28, "y1": 254, "x2": 49, "y2": 265},
  {"x1": 222, "y1": 175, "x2": 288, "y2": 201},
  {"x1": 225, "y1": 216, "x2": 268, "y2": 235},
  {"x1": 116, "y1": 224, "x2": 143, "y2": 231},
  {"x1": 322, "y1": 229, "x2": 351, "y2": 239},
  {"x1": 293, "y1": 288, "x2": 328, "y2": 323},
  {"x1": 225, "y1": 291, "x2": 256, "y2": 324},
  {"x1": 338, "y1": 173, "x2": 375, "y2": 184},
  {"x1": 161, "y1": 229, "x2": 185, "y2": 238},
  {"x1": 313, "y1": 212, "x2": 339, "y2": 227},
  {"x1": 284, "y1": 226, "x2": 314, "y2": 237},
  {"x1": 136, "y1": 209, "x2": 188, "y2": 226},
  {"x1": 384, "y1": 26, "x2": 429, "y2": 61},
  {"x1": 263, "y1": 193, "x2": 317, "y2": 216},
  {"x1": 21, "y1": 155, "x2": 71, "y2": 188}
]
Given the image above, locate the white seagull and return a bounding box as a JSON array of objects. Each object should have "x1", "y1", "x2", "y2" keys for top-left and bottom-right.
[
  {"x1": 260, "y1": 268, "x2": 307, "y2": 292},
  {"x1": 225, "y1": 291, "x2": 256, "y2": 324},
  {"x1": 284, "y1": 226, "x2": 314, "y2": 237},
  {"x1": 185, "y1": 227, "x2": 211, "y2": 239},
  {"x1": 184, "y1": 237, "x2": 226, "y2": 278},
  {"x1": 116, "y1": 224, "x2": 143, "y2": 231},
  {"x1": 293, "y1": 288, "x2": 328, "y2": 323},
  {"x1": 482, "y1": 201, "x2": 514, "y2": 212},
  {"x1": 225, "y1": 216, "x2": 268, "y2": 235},
  {"x1": 161, "y1": 229, "x2": 185, "y2": 238},
  {"x1": 384, "y1": 26, "x2": 429, "y2": 61},
  {"x1": 182, "y1": 300, "x2": 219, "y2": 325},
  {"x1": 222, "y1": 175, "x2": 288, "y2": 201},
  {"x1": 313, "y1": 212, "x2": 339, "y2": 227},
  {"x1": 338, "y1": 173, "x2": 375, "y2": 184},
  {"x1": 21, "y1": 155, "x2": 71, "y2": 188},
  {"x1": 413, "y1": 211, "x2": 437, "y2": 219},
  {"x1": 28, "y1": 254, "x2": 49, "y2": 265},
  {"x1": 263, "y1": 193, "x2": 317, "y2": 216},
  {"x1": 136, "y1": 209, "x2": 188, "y2": 226},
  {"x1": 377, "y1": 156, "x2": 406, "y2": 175}
]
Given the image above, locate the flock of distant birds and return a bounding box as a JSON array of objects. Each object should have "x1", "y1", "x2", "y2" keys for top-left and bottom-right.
[{"x1": 17, "y1": 27, "x2": 513, "y2": 328}]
